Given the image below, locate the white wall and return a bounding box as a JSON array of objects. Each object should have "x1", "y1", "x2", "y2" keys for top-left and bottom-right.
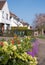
[
  {"x1": 1, "y1": 1, "x2": 10, "y2": 24},
  {"x1": 10, "y1": 17, "x2": 23, "y2": 27},
  {"x1": 18, "y1": 22, "x2": 23, "y2": 27},
  {"x1": 28, "y1": 26, "x2": 30, "y2": 29},
  {"x1": 0, "y1": 10, "x2": 2, "y2": 23},
  {"x1": 10, "y1": 17, "x2": 17, "y2": 27}
]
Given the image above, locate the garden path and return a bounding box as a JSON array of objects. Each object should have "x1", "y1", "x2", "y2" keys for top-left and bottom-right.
[{"x1": 37, "y1": 38, "x2": 45, "y2": 65}]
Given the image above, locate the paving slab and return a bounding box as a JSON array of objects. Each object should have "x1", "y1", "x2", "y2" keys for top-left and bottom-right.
[{"x1": 37, "y1": 38, "x2": 45, "y2": 65}]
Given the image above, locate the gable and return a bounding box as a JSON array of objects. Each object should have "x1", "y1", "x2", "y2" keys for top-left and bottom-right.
[
  {"x1": 2, "y1": 1, "x2": 10, "y2": 19},
  {"x1": 2, "y1": 1, "x2": 9, "y2": 13}
]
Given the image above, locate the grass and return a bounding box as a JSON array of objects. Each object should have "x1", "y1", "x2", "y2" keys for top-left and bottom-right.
[{"x1": 37, "y1": 35, "x2": 45, "y2": 39}]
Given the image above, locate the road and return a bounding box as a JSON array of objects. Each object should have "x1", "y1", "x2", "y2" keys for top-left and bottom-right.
[
  {"x1": 0, "y1": 37, "x2": 13, "y2": 41},
  {"x1": 37, "y1": 38, "x2": 45, "y2": 65}
]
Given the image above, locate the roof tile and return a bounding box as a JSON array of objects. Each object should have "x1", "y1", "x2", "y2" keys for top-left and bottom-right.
[{"x1": 0, "y1": 1, "x2": 6, "y2": 10}]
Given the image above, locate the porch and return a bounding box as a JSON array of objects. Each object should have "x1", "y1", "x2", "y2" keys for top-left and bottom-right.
[{"x1": 0, "y1": 23, "x2": 10, "y2": 36}]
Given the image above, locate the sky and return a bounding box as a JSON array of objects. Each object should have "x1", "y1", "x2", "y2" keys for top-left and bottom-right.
[{"x1": 7, "y1": 0, "x2": 45, "y2": 25}]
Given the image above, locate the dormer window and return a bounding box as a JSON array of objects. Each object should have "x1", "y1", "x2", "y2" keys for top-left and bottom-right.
[
  {"x1": 6, "y1": 13, "x2": 8, "y2": 20},
  {"x1": 2, "y1": 11, "x2": 4, "y2": 18}
]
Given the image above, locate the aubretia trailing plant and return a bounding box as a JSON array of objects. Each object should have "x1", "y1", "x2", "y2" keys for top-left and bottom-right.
[{"x1": 0, "y1": 36, "x2": 38, "y2": 65}]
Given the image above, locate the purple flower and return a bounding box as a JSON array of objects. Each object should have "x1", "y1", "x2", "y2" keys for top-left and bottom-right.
[
  {"x1": 32, "y1": 40, "x2": 39, "y2": 55},
  {"x1": 27, "y1": 40, "x2": 39, "y2": 57},
  {"x1": 27, "y1": 51, "x2": 35, "y2": 57}
]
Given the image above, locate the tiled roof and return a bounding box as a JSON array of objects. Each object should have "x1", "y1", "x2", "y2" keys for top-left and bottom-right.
[
  {"x1": 0, "y1": 1, "x2": 6, "y2": 10},
  {"x1": 20, "y1": 21, "x2": 29, "y2": 26},
  {"x1": 10, "y1": 12, "x2": 17, "y2": 18},
  {"x1": 10, "y1": 12, "x2": 20, "y2": 21},
  {"x1": 10, "y1": 12, "x2": 30, "y2": 26}
]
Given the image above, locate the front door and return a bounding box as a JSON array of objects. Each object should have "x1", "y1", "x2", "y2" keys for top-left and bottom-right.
[{"x1": 0, "y1": 23, "x2": 4, "y2": 35}]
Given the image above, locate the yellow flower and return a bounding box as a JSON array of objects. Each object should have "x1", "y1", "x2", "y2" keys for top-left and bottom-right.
[
  {"x1": 30, "y1": 61, "x2": 33, "y2": 64},
  {"x1": 3, "y1": 41, "x2": 8, "y2": 46},
  {"x1": 28, "y1": 55, "x2": 33, "y2": 60},
  {"x1": 2, "y1": 45, "x2": 8, "y2": 52},
  {"x1": 10, "y1": 51, "x2": 13, "y2": 55},
  {"x1": 34, "y1": 57, "x2": 37, "y2": 61},
  {"x1": 12, "y1": 45, "x2": 17, "y2": 51},
  {"x1": 35, "y1": 61, "x2": 38, "y2": 64},
  {"x1": 18, "y1": 44, "x2": 21, "y2": 47},
  {"x1": 27, "y1": 36, "x2": 30, "y2": 40}
]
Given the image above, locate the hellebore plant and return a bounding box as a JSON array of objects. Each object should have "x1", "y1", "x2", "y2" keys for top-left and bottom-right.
[{"x1": 0, "y1": 36, "x2": 38, "y2": 65}]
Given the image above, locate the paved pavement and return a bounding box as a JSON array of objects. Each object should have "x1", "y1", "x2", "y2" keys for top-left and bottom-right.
[
  {"x1": 0, "y1": 37, "x2": 13, "y2": 41},
  {"x1": 37, "y1": 38, "x2": 45, "y2": 65}
]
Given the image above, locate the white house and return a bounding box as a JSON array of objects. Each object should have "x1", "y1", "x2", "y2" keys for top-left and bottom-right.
[
  {"x1": 10, "y1": 12, "x2": 17, "y2": 27},
  {"x1": 0, "y1": 0, "x2": 31, "y2": 35},
  {"x1": 20, "y1": 19, "x2": 31, "y2": 29},
  {"x1": 10, "y1": 12, "x2": 23, "y2": 27},
  {"x1": 0, "y1": 0, "x2": 10, "y2": 33}
]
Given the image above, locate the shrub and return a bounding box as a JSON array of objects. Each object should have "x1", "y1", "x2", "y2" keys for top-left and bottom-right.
[{"x1": 0, "y1": 37, "x2": 38, "y2": 65}]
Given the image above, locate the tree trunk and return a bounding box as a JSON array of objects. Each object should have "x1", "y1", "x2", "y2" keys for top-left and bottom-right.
[{"x1": 42, "y1": 28, "x2": 44, "y2": 35}]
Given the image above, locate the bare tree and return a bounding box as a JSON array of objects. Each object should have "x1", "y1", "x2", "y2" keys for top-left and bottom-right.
[
  {"x1": 33, "y1": 14, "x2": 45, "y2": 29},
  {"x1": 33, "y1": 14, "x2": 45, "y2": 35}
]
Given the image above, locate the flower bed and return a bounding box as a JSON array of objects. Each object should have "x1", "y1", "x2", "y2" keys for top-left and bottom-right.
[{"x1": 0, "y1": 36, "x2": 38, "y2": 65}]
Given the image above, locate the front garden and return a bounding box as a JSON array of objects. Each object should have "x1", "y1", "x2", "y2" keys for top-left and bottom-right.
[{"x1": 0, "y1": 36, "x2": 38, "y2": 65}]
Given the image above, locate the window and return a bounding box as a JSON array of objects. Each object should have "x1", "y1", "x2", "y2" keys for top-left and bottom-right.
[
  {"x1": 2, "y1": 11, "x2": 4, "y2": 18},
  {"x1": 6, "y1": 14, "x2": 8, "y2": 20}
]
